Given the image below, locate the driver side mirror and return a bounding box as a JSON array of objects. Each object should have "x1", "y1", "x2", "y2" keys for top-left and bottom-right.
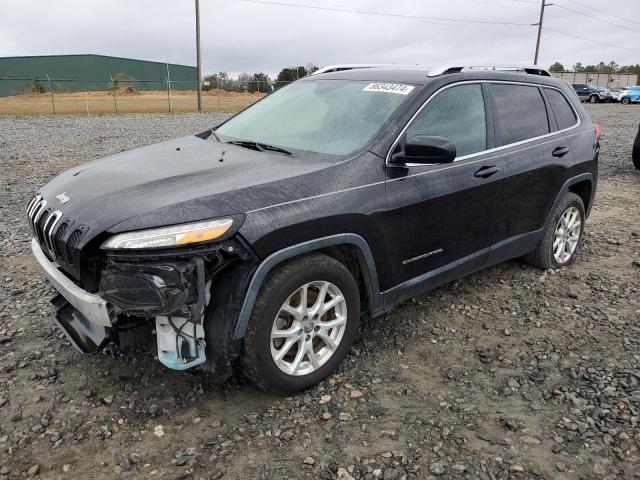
[{"x1": 391, "y1": 135, "x2": 456, "y2": 165}]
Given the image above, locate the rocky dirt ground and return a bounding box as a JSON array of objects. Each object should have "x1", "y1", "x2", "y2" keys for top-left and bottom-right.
[{"x1": 1, "y1": 105, "x2": 639, "y2": 480}]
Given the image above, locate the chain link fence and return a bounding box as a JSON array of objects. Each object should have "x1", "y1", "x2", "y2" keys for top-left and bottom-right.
[
  {"x1": 0, "y1": 77, "x2": 294, "y2": 115},
  {"x1": 552, "y1": 71, "x2": 638, "y2": 88}
]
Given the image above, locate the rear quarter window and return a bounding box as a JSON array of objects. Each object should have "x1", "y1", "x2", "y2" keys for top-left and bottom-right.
[
  {"x1": 544, "y1": 88, "x2": 578, "y2": 130},
  {"x1": 490, "y1": 84, "x2": 550, "y2": 145}
]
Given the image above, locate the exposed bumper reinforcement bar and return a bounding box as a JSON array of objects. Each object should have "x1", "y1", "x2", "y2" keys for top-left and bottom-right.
[{"x1": 31, "y1": 238, "x2": 115, "y2": 327}]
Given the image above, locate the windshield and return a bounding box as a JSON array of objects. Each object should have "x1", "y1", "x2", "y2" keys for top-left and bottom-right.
[{"x1": 215, "y1": 80, "x2": 417, "y2": 156}]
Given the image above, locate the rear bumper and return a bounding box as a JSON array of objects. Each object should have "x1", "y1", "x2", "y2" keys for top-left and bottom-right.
[{"x1": 31, "y1": 238, "x2": 115, "y2": 327}]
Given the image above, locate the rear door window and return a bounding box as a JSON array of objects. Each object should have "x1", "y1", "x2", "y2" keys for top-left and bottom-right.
[
  {"x1": 544, "y1": 88, "x2": 578, "y2": 130},
  {"x1": 490, "y1": 84, "x2": 550, "y2": 145}
]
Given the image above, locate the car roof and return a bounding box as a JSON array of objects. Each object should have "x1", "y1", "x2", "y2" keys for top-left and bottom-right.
[
  {"x1": 306, "y1": 67, "x2": 570, "y2": 89},
  {"x1": 305, "y1": 67, "x2": 433, "y2": 85}
]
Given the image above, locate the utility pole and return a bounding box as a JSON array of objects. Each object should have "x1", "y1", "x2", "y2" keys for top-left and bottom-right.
[
  {"x1": 533, "y1": 0, "x2": 553, "y2": 65},
  {"x1": 195, "y1": 0, "x2": 203, "y2": 112}
]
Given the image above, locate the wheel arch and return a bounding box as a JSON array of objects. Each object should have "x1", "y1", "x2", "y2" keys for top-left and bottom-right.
[
  {"x1": 547, "y1": 173, "x2": 595, "y2": 225},
  {"x1": 232, "y1": 234, "x2": 382, "y2": 339},
  {"x1": 320, "y1": 244, "x2": 375, "y2": 321},
  {"x1": 568, "y1": 179, "x2": 593, "y2": 215}
]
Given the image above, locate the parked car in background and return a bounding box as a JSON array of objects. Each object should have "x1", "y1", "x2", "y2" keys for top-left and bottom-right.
[
  {"x1": 621, "y1": 86, "x2": 640, "y2": 105},
  {"x1": 610, "y1": 87, "x2": 628, "y2": 102},
  {"x1": 572, "y1": 83, "x2": 611, "y2": 103},
  {"x1": 634, "y1": 122, "x2": 640, "y2": 169},
  {"x1": 595, "y1": 86, "x2": 613, "y2": 102}
]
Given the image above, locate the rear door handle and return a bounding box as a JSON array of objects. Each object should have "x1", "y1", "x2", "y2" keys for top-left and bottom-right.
[
  {"x1": 474, "y1": 165, "x2": 500, "y2": 178},
  {"x1": 552, "y1": 146, "x2": 570, "y2": 157}
]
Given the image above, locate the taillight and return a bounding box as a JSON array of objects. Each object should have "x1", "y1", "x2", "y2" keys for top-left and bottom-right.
[{"x1": 594, "y1": 123, "x2": 601, "y2": 142}]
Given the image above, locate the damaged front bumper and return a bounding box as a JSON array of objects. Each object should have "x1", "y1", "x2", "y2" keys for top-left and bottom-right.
[
  {"x1": 31, "y1": 239, "x2": 115, "y2": 327},
  {"x1": 32, "y1": 236, "x2": 255, "y2": 376}
]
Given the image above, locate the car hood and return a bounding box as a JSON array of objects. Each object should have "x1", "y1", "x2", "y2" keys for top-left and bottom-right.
[{"x1": 38, "y1": 135, "x2": 333, "y2": 241}]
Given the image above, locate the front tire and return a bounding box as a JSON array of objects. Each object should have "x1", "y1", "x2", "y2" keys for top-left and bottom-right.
[
  {"x1": 524, "y1": 192, "x2": 585, "y2": 269},
  {"x1": 622, "y1": 97, "x2": 631, "y2": 105},
  {"x1": 242, "y1": 253, "x2": 360, "y2": 393},
  {"x1": 589, "y1": 94, "x2": 599, "y2": 104}
]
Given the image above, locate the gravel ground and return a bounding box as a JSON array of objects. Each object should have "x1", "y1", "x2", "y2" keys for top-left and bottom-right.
[{"x1": 1, "y1": 105, "x2": 639, "y2": 480}]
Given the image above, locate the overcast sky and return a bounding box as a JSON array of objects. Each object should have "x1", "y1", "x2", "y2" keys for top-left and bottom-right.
[{"x1": 1, "y1": 0, "x2": 639, "y2": 77}]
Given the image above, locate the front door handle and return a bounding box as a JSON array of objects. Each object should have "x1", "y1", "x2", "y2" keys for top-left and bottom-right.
[
  {"x1": 474, "y1": 165, "x2": 500, "y2": 178},
  {"x1": 552, "y1": 146, "x2": 570, "y2": 157}
]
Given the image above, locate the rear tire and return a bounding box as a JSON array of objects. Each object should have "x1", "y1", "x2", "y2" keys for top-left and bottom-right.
[
  {"x1": 622, "y1": 97, "x2": 631, "y2": 105},
  {"x1": 523, "y1": 193, "x2": 585, "y2": 270},
  {"x1": 589, "y1": 94, "x2": 599, "y2": 104},
  {"x1": 242, "y1": 253, "x2": 360, "y2": 393}
]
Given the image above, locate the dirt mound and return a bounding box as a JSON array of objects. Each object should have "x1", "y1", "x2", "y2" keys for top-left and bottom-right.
[{"x1": 116, "y1": 86, "x2": 140, "y2": 96}]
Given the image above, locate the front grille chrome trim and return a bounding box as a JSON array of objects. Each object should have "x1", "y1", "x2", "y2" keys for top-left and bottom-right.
[
  {"x1": 31, "y1": 199, "x2": 47, "y2": 224},
  {"x1": 27, "y1": 194, "x2": 40, "y2": 216},
  {"x1": 40, "y1": 210, "x2": 57, "y2": 251},
  {"x1": 45, "y1": 210, "x2": 63, "y2": 254},
  {"x1": 28, "y1": 195, "x2": 44, "y2": 220},
  {"x1": 27, "y1": 194, "x2": 85, "y2": 280}
]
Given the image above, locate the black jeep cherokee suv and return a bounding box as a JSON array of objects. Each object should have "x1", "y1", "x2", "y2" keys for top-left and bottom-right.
[{"x1": 28, "y1": 65, "x2": 599, "y2": 393}]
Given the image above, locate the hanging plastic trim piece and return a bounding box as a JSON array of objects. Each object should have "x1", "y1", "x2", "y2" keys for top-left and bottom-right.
[{"x1": 155, "y1": 257, "x2": 208, "y2": 370}]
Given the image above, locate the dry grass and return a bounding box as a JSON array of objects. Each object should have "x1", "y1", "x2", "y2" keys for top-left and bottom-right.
[{"x1": 0, "y1": 90, "x2": 266, "y2": 115}]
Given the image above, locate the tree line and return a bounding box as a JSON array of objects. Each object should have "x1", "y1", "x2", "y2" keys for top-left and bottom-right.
[
  {"x1": 549, "y1": 61, "x2": 640, "y2": 75},
  {"x1": 203, "y1": 61, "x2": 640, "y2": 94},
  {"x1": 203, "y1": 64, "x2": 319, "y2": 93}
]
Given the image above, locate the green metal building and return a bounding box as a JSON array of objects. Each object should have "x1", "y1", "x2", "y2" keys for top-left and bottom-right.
[{"x1": 0, "y1": 54, "x2": 197, "y2": 97}]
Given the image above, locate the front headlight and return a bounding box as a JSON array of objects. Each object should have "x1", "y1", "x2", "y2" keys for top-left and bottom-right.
[{"x1": 102, "y1": 218, "x2": 233, "y2": 249}]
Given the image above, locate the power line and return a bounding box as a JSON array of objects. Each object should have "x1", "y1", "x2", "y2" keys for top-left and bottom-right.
[
  {"x1": 560, "y1": 0, "x2": 640, "y2": 26},
  {"x1": 544, "y1": 26, "x2": 640, "y2": 54},
  {"x1": 239, "y1": 0, "x2": 640, "y2": 61},
  {"x1": 553, "y1": 4, "x2": 640, "y2": 33},
  {"x1": 239, "y1": 0, "x2": 533, "y2": 25}
]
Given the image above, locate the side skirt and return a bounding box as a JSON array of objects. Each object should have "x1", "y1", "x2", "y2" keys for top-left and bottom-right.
[
  {"x1": 381, "y1": 230, "x2": 543, "y2": 312},
  {"x1": 382, "y1": 248, "x2": 489, "y2": 309}
]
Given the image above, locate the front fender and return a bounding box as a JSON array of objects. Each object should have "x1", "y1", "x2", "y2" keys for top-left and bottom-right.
[{"x1": 232, "y1": 234, "x2": 382, "y2": 339}]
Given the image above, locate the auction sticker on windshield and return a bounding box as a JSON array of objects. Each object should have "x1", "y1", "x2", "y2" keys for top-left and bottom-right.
[{"x1": 363, "y1": 83, "x2": 415, "y2": 95}]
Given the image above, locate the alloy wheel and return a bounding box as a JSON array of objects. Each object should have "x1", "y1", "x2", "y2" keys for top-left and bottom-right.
[
  {"x1": 553, "y1": 206, "x2": 582, "y2": 264},
  {"x1": 270, "y1": 281, "x2": 347, "y2": 376}
]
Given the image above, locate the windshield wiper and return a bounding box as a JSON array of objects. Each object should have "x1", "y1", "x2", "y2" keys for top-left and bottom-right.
[
  {"x1": 211, "y1": 130, "x2": 221, "y2": 142},
  {"x1": 257, "y1": 142, "x2": 293, "y2": 156},
  {"x1": 226, "y1": 140, "x2": 292, "y2": 156}
]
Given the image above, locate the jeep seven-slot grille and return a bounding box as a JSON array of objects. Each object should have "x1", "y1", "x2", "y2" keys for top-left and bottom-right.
[
  {"x1": 54, "y1": 220, "x2": 70, "y2": 261},
  {"x1": 27, "y1": 194, "x2": 86, "y2": 279}
]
